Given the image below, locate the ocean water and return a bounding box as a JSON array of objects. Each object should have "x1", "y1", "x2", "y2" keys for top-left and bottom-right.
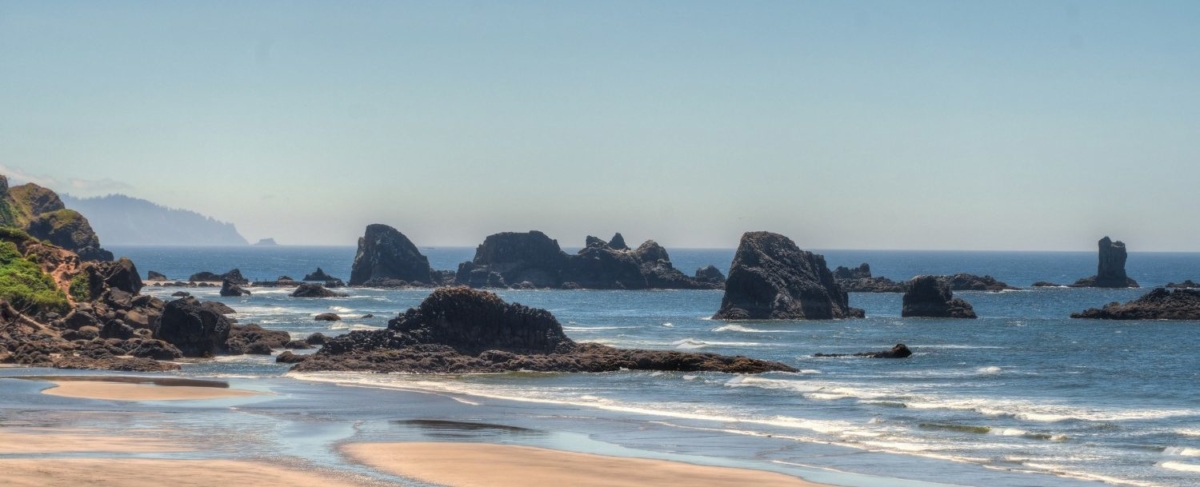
[{"x1": 99, "y1": 245, "x2": 1200, "y2": 487}]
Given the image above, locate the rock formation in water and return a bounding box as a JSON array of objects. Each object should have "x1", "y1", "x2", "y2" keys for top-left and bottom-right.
[
  {"x1": 1072, "y1": 237, "x2": 1139, "y2": 288},
  {"x1": 303, "y1": 268, "x2": 337, "y2": 282},
  {"x1": 608, "y1": 232, "x2": 629, "y2": 251},
  {"x1": 833, "y1": 263, "x2": 906, "y2": 293},
  {"x1": 901, "y1": 276, "x2": 977, "y2": 318},
  {"x1": 941, "y1": 274, "x2": 1019, "y2": 292},
  {"x1": 147, "y1": 270, "x2": 167, "y2": 280},
  {"x1": 0, "y1": 176, "x2": 113, "y2": 261},
  {"x1": 219, "y1": 279, "x2": 251, "y2": 297},
  {"x1": 290, "y1": 283, "x2": 347, "y2": 298},
  {"x1": 455, "y1": 231, "x2": 722, "y2": 290},
  {"x1": 189, "y1": 269, "x2": 247, "y2": 284},
  {"x1": 713, "y1": 232, "x2": 863, "y2": 320},
  {"x1": 1165, "y1": 280, "x2": 1199, "y2": 289},
  {"x1": 253, "y1": 238, "x2": 278, "y2": 246},
  {"x1": 155, "y1": 296, "x2": 233, "y2": 357},
  {"x1": 1071, "y1": 288, "x2": 1200, "y2": 320},
  {"x1": 348, "y1": 224, "x2": 435, "y2": 286},
  {"x1": 693, "y1": 265, "x2": 726, "y2": 285},
  {"x1": 814, "y1": 343, "x2": 913, "y2": 359},
  {"x1": 291, "y1": 287, "x2": 796, "y2": 374}
]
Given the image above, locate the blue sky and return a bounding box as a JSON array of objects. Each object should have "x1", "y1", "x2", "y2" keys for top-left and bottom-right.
[{"x1": 2, "y1": 1, "x2": 1197, "y2": 250}]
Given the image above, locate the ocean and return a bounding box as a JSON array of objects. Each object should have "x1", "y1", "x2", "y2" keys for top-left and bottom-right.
[{"x1": 41, "y1": 245, "x2": 1200, "y2": 486}]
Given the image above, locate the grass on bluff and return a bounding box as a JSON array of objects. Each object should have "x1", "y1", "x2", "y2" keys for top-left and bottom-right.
[{"x1": 0, "y1": 237, "x2": 69, "y2": 314}]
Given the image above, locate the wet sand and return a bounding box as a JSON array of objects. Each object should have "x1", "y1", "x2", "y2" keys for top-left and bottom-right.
[
  {"x1": 35, "y1": 376, "x2": 261, "y2": 401},
  {"x1": 0, "y1": 429, "x2": 190, "y2": 454},
  {"x1": 0, "y1": 459, "x2": 371, "y2": 487},
  {"x1": 342, "y1": 442, "x2": 830, "y2": 487}
]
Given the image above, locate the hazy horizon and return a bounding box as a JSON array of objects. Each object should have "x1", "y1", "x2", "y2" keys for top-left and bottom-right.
[{"x1": 3, "y1": 1, "x2": 1198, "y2": 251}]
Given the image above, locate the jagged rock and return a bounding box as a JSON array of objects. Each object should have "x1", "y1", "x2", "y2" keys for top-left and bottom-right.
[
  {"x1": 348, "y1": 224, "x2": 434, "y2": 286},
  {"x1": 608, "y1": 232, "x2": 629, "y2": 251},
  {"x1": 154, "y1": 297, "x2": 234, "y2": 357},
  {"x1": 901, "y1": 276, "x2": 977, "y2": 319},
  {"x1": 80, "y1": 258, "x2": 144, "y2": 299},
  {"x1": 834, "y1": 263, "x2": 873, "y2": 280},
  {"x1": 284, "y1": 340, "x2": 312, "y2": 349},
  {"x1": 694, "y1": 265, "x2": 726, "y2": 284},
  {"x1": 190, "y1": 269, "x2": 248, "y2": 284},
  {"x1": 1032, "y1": 281, "x2": 1064, "y2": 288},
  {"x1": 713, "y1": 232, "x2": 863, "y2": 320},
  {"x1": 225, "y1": 324, "x2": 290, "y2": 355},
  {"x1": 219, "y1": 279, "x2": 251, "y2": 297},
  {"x1": 290, "y1": 283, "x2": 347, "y2": 298},
  {"x1": 941, "y1": 273, "x2": 1018, "y2": 292},
  {"x1": 303, "y1": 268, "x2": 336, "y2": 281},
  {"x1": 1072, "y1": 237, "x2": 1139, "y2": 288},
  {"x1": 314, "y1": 313, "x2": 341, "y2": 321},
  {"x1": 147, "y1": 270, "x2": 167, "y2": 280},
  {"x1": 305, "y1": 332, "x2": 328, "y2": 345},
  {"x1": 815, "y1": 343, "x2": 913, "y2": 358},
  {"x1": 584, "y1": 236, "x2": 608, "y2": 249},
  {"x1": 1071, "y1": 288, "x2": 1200, "y2": 320},
  {"x1": 292, "y1": 288, "x2": 796, "y2": 374},
  {"x1": 456, "y1": 231, "x2": 565, "y2": 288},
  {"x1": 1165, "y1": 280, "x2": 1200, "y2": 289}
]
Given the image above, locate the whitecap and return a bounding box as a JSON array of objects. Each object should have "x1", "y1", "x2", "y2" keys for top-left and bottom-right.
[
  {"x1": 662, "y1": 323, "x2": 674, "y2": 327},
  {"x1": 1160, "y1": 461, "x2": 1200, "y2": 473},
  {"x1": 976, "y1": 366, "x2": 1002, "y2": 375},
  {"x1": 713, "y1": 324, "x2": 794, "y2": 333},
  {"x1": 1164, "y1": 446, "x2": 1200, "y2": 457}
]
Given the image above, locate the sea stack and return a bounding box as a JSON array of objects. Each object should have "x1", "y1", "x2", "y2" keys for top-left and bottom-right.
[
  {"x1": 1072, "y1": 237, "x2": 1138, "y2": 288},
  {"x1": 1071, "y1": 288, "x2": 1200, "y2": 320},
  {"x1": 348, "y1": 224, "x2": 435, "y2": 286},
  {"x1": 713, "y1": 231, "x2": 863, "y2": 320},
  {"x1": 901, "y1": 275, "x2": 977, "y2": 319}
]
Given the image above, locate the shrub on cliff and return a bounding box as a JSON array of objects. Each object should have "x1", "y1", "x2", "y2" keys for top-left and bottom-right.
[{"x1": 0, "y1": 240, "x2": 68, "y2": 313}]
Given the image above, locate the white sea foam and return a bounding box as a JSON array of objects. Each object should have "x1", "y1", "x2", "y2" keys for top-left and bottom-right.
[
  {"x1": 562, "y1": 326, "x2": 638, "y2": 332},
  {"x1": 1176, "y1": 428, "x2": 1200, "y2": 437},
  {"x1": 1164, "y1": 446, "x2": 1200, "y2": 457},
  {"x1": 976, "y1": 366, "x2": 1002, "y2": 375},
  {"x1": 328, "y1": 323, "x2": 383, "y2": 331},
  {"x1": 712, "y1": 324, "x2": 794, "y2": 333},
  {"x1": 1160, "y1": 461, "x2": 1200, "y2": 473},
  {"x1": 672, "y1": 338, "x2": 764, "y2": 350},
  {"x1": 329, "y1": 306, "x2": 354, "y2": 313},
  {"x1": 662, "y1": 322, "x2": 673, "y2": 327}
]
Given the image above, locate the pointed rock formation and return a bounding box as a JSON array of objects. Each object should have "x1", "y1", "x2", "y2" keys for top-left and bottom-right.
[
  {"x1": 349, "y1": 224, "x2": 434, "y2": 286},
  {"x1": 1072, "y1": 237, "x2": 1139, "y2": 288},
  {"x1": 608, "y1": 232, "x2": 629, "y2": 251},
  {"x1": 713, "y1": 232, "x2": 863, "y2": 320},
  {"x1": 901, "y1": 276, "x2": 977, "y2": 318}
]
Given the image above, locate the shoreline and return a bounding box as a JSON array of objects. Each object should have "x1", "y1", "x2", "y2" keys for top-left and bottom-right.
[{"x1": 26, "y1": 376, "x2": 262, "y2": 401}]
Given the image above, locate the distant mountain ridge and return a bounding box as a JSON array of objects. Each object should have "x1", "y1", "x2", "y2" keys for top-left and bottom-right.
[{"x1": 61, "y1": 194, "x2": 248, "y2": 246}]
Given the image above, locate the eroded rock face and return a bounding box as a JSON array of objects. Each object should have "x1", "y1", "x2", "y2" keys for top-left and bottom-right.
[
  {"x1": 219, "y1": 279, "x2": 251, "y2": 297},
  {"x1": 80, "y1": 258, "x2": 144, "y2": 299},
  {"x1": 2, "y1": 179, "x2": 113, "y2": 262},
  {"x1": 293, "y1": 287, "x2": 796, "y2": 374},
  {"x1": 713, "y1": 232, "x2": 862, "y2": 320},
  {"x1": 901, "y1": 276, "x2": 977, "y2": 319},
  {"x1": 1072, "y1": 237, "x2": 1139, "y2": 288},
  {"x1": 456, "y1": 231, "x2": 565, "y2": 288},
  {"x1": 225, "y1": 324, "x2": 290, "y2": 355},
  {"x1": 290, "y1": 283, "x2": 347, "y2": 298},
  {"x1": 154, "y1": 297, "x2": 234, "y2": 357},
  {"x1": 1071, "y1": 288, "x2": 1200, "y2": 320},
  {"x1": 694, "y1": 265, "x2": 726, "y2": 285},
  {"x1": 349, "y1": 224, "x2": 434, "y2": 286}
]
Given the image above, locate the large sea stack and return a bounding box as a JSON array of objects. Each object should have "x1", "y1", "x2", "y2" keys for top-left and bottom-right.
[
  {"x1": 901, "y1": 275, "x2": 977, "y2": 318},
  {"x1": 1072, "y1": 237, "x2": 1138, "y2": 288},
  {"x1": 454, "y1": 231, "x2": 721, "y2": 290},
  {"x1": 349, "y1": 224, "x2": 435, "y2": 286},
  {"x1": 292, "y1": 287, "x2": 796, "y2": 374},
  {"x1": 1071, "y1": 288, "x2": 1200, "y2": 320},
  {"x1": 713, "y1": 232, "x2": 863, "y2": 320}
]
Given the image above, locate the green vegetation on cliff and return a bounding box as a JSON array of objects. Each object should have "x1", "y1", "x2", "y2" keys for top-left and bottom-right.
[{"x1": 0, "y1": 239, "x2": 69, "y2": 314}]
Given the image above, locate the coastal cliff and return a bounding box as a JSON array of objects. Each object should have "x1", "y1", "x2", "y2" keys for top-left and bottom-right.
[{"x1": 0, "y1": 175, "x2": 112, "y2": 261}]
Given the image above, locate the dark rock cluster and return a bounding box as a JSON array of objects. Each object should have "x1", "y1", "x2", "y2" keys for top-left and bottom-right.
[
  {"x1": 1071, "y1": 288, "x2": 1200, "y2": 320},
  {"x1": 190, "y1": 268, "x2": 248, "y2": 284},
  {"x1": 901, "y1": 275, "x2": 977, "y2": 319},
  {"x1": 833, "y1": 263, "x2": 905, "y2": 293},
  {"x1": 713, "y1": 232, "x2": 862, "y2": 320},
  {"x1": 291, "y1": 287, "x2": 796, "y2": 374},
  {"x1": 290, "y1": 283, "x2": 347, "y2": 298},
  {"x1": 815, "y1": 343, "x2": 913, "y2": 359}
]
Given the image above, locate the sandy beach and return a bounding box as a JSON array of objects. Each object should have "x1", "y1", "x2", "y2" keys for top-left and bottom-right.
[
  {"x1": 36, "y1": 377, "x2": 261, "y2": 401},
  {"x1": 0, "y1": 429, "x2": 190, "y2": 454},
  {"x1": 0, "y1": 459, "x2": 372, "y2": 487},
  {"x1": 343, "y1": 442, "x2": 829, "y2": 487}
]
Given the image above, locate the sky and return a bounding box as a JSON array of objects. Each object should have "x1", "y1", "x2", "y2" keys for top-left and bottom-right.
[{"x1": 1, "y1": 1, "x2": 1197, "y2": 250}]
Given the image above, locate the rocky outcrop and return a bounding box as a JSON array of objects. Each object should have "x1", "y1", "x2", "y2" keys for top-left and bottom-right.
[
  {"x1": 219, "y1": 279, "x2": 251, "y2": 297},
  {"x1": 147, "y1": 270, "x2": 167, "y2": 280},
  {"x1": 814, "y1": 343, "x2": 913, "y2": 358},
  {"x1": 833, "y1": 263, "x2": 905, "y2": 293},
  {"x1": 941, "y1": 273, "x2": 1018, "y2": 292},
  {"x1": 349, "y1": 224, "x2": 434, "y2": 286},
  {"x1": 76, "y1": 258, "x2": 144, "y2": 300},
  {"x1": 1032, "y1": 281, "x2": 1065, "y2": 288},
  {"x1": 154, "y1": 296, "x2": 234, "y2": 357},
  {"x1": 314, "y1": 313, "x2": 340, "y2": 321},
  {"x1": 1071, "y1": 288, "x2": 1200, "y2": 320},
  {"x1": 293, "y1": 287, "x2": 796, "y2": 374},
  {"x1": 901, "y1": 276, "x2": 977, "y2": 318},
  {"x1": 1165, "y1": 280, "x2": 1200, "y2": 289},
  {"x1": 253, "y1": 238, "x2": 278, "y2": 246},
  {"x1": 190, "y1": 269, "x2": 248, "y2": 284},
  {"x1": 290, "y1": 283, "x2": 347, "y2": 298},
  {"x1": 456, "y1": 232, "x2": 721, "y2": 290},
  {"x1": 694, "y1": 265, "x2": 726, "y2": 285},
  {"x1": 1072, "y1": 237, "x2": 1138, "y2": 288},
  {"x1": 0, "y1": 177, "x2": 113, "y2": 262},
  {"x1": 303, "y1": 268, "x2": 336, "y2": 281},
  {"x1": 608, "y1": 232, "x2": 629, "y2": 251},
  {"x1": 713, "y1": 232, "x2": 862, "y2": 320},
  {"x1": 225, "y1": 324, "x2": 291, "y2": 355}
]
